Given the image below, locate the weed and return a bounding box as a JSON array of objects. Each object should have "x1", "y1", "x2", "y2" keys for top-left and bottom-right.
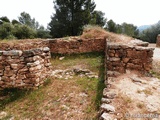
[
  {"x1": 136, "y1": 102, "x2": 145, "y2": 109},
  {"x1": 137, "y1": 88, "x2": 153, "y2": 96},
  {"x1": 43, "y1": 78, "x2": 51, "y2": 86}
]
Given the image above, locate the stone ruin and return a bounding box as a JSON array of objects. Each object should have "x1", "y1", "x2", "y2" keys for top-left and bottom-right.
[
  {"x1": 0, "y1": 37, "x2": 154, "y2": 89},
  {"x1": 156, "y1": 34, "x2": 160, "y2": 47},
  {"x1": 0, "y1": 35, "x2": 155, "y2": 119},
  {"x1": 0, "y1": 47, "x2": 51, "y2": 89}
]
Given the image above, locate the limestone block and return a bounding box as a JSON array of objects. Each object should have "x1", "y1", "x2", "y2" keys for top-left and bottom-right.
[
  {"x1": 115, "y1": 67, "x2": 125, "y2": 73},
  {"x1": 100, "y1": 103, "x2": 115, "y2": 112},
  {"x1": 29, "y1": 65, "x2": 42, "y2": 72},
  {"x1": 147, "y1": 50, "x2": 154, "y2": 57},
  {"x1": 11, "y1": 64, "x2": 18, "y2": 69},
  {"x1": 101, "y1": 98, "x2": 112, "y2": 104},
  {"x1": 26, "y1": 73, "x2": 41, "y2": 78},
  {"x1": 4, "y1": 70, "x2": 17, "y2": 77},
  {"x1": 126, "y1": 49, "x2": 136, "y2": 58},
  {"x1": 108, "y1": 52, "x2": 115, "y2": 57},
  {"x1": 27, "y1": 60, "x2": 40, "y2": 67},
  {"x1": 20, "y1": 57, "x2": 24, "y2": 61},
  {"x1": 18, "y1": 67, "x2": 28, "y2": 73},
  {"x1": 109, "y1": 57, "x2": 120, "y2": 62},
  {"x1": 1, "y1": 76, "x2": 9, "y2": 81},
  {"x1": 136, "y1": 51, "x2": 148, "y2": 59},
  {"x1": 42, "y1": 47, "x2": 50, "y2": 52},
  {"x1": 5, "y1": 66, "x2": 10, "y2": 71},
  {"x1": 33, "y1": 56, "x2": 41, "y2": 61},
  {"x1": 45, "y1": 63, "x2": 52, "y2": 67},
  {"x1": 0, "y1": 70, "x2": 3, "y2": 76},
  {"x1": 130, "y1": 59, "x2": 142, "y2": 64},
  {"x1": 3, "y1": 50, "x2": 22, "y2": 56},
  {"x1": 23, "y1": 50, "x2": 35, "y2": 57},
  {"x1": 115, "y1": 49, "x2": 126, "y2": 57},
  {"x1": 122, "y1": 58, "x2": 130, "y2": 63},
  {"x1": 143, "y1": 63, "x2": 152, "y2": 71},
  {"x1": 126, "y1": 63, "x2": 135, "y2": 68},
  {"x1": 156, "y1": 34, "x2": 160, "y2": 47},
  {"x1": 100, "y1": 112, "x2": 113, "y2": 120},
  {"x1": 108, "y1": 50, "x2": 115, "y2": 54}
]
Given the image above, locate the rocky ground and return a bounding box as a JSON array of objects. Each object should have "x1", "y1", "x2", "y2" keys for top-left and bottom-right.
[{"x1": 100, "y1": 44, "x2": 160, "y2": 120}]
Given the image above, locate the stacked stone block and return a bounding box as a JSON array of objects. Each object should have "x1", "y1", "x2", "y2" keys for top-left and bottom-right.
[
  {"x1": 0, "y1": 47, "x2": 51, "y2": 89},
  {"x1": 49, "y1": 38, "x2": 106, "y2": 54},
  {"x1": 156, "y1": 34, "x2": 160, "y2": 47},
  {"x1": 106, "y1": 43, "x2": 154, "y2": 77}
]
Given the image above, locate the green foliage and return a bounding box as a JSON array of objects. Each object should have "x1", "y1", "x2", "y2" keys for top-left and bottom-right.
[
  {"x1": 105, "y1": 19, "x2": 139, "y2": 38},
  {"x1": 121, "y1": 22, "x2": 139, "y2": 37},
  {"x1": 106, "y1": 19, "x2": 117, "y2": 32},
  {"x1": 37, "y1": 26, "x2": 51, "y2": 38},
  {"x1": 0, "y1": 22, "x2": 14, "y2": 39},
  {"x1": 13, "y1": 24, "x2": 37, "y2": 39},
  {"x1": 49, "y1": 0, "x2": 96, "y2": 38},
  {"x1": 0, "y1": 13, "x2": 50, "y2": 40},
  {"x1": 11, "y1": 19, "x2": 20, "y2": 25},
  {"x1": 139, "y1": 21, "x2": 160, "y2": 43},
  {"x1": 90, "y1": 10, "x2": 107, "y2": 27},
  {"x1": 18, "y1": 12, "x2": 39, "y2": 29},
  {"x1": 0, "y1": 16, "x2": 10, "y2": 25}
]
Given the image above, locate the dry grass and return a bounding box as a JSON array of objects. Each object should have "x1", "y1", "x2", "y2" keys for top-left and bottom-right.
[
  {"x1": 81, "y1": 25, "x2": 133, "y2": 43},
  {"x1": 137, "y1": 88, "x2": 153, "y2": 96}
]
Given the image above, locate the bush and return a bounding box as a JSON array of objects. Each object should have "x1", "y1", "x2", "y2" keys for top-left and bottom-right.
[
  {"x1": 13, "y1": 24, "x2": 37, "y2": 39},
  {"x1": 0, "y1": 22, "x2": 14, "y2": 39}
]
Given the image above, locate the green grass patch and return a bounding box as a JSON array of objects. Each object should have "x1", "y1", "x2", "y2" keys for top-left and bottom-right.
[{"x1": 51, "y1": 52, "x2": 104, "y2": 72}]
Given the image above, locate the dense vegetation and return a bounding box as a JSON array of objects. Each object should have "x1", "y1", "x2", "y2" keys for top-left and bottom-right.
[
  {"x1": 0, "y1": 0, "x2": 159, "y2": 43},
  {"x1": 105, "y1": 19, "x2": 139, "y2": 38},
  {"x1": 0, "y1": 12, "x2": 51, "y2": 40},
  {"x1": 139, "y1": 21, "x2": 160, "y2": 43}
]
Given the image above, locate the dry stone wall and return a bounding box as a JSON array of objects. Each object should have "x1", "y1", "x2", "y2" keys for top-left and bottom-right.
[
  {"x1": 106, "y1": 42, "x2": 154, "y2": 77},
  {"x1": 49, "y1": 37, "x2": 106, "y2": 54},
  {"x1": 156, "y1": 34, "x2": 160, "y2": 47},
  {"x1": 0, "y1": 47, "x2": 51, "y2": 89},
  {"x1": 0, "y1": 39, "x2": 49, "y2": 51}
]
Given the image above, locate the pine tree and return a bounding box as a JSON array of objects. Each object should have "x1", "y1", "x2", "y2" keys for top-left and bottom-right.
[{"x1": 48, "y1": 0, "x2": 96, "y2": 38}]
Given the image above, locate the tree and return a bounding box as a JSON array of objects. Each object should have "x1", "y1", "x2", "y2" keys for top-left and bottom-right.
[
  {"x1": 37, "y1": 26, "x2": 51, "y2": 38},
  {"x1": 121, "y1": 22, "x2": 139, "y2": 37},
  {"x1": 12, "y1": 19, "x2": 20, "y2": 25},
  {"x1": 48, "y1": 0, "x2": 96, "y2": 38},
  {"x1": 90, "y1": 10, "x2": 106, "y2": 27},
  {"x1": 0, "y1": 22, "x2": 14, "y2": 39},
  {"x1": 0, "y1": 16, "x2": 10, "y2": 24},
  {"x1": 140, "y1": 21, "x2": 160, "y2": 43},
  {"x1": 106, "y1": 19, "x2": 117, "y2": 32},
  {"x1": 18, "y1": 12, "x2": 39, "y2": 29}
]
